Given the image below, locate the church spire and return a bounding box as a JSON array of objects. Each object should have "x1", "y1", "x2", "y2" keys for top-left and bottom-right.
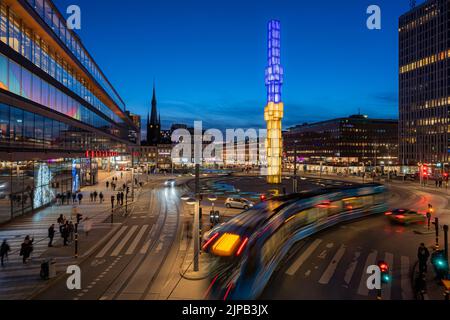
[{"x1": 150, "y1": 82, "x2": 158, "y2": 125}]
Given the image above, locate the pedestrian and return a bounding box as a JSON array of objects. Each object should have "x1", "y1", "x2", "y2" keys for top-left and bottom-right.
[
  {"x1": 20, "y1": 236, "x2": 34, "y2": 264},
  {"x1": 93, "y1": 191, "x2": 98, "y2": 202},
  {"x1": 57, "y1": 214, "x2": 64, "y2": 234},
  {"x1": 72, "y1": 193, "x2": 77, "y2": 204},
  {"x1": 112, "y1": 183, "x2": 116, "y2": 191},
  {"x1": 48, "y1": 224, "x2": 55, "y2": 247},
  {"x1": 418, "y1": 243, "x2": 430, "y2": 274},
  {"x1": 117, "y1": 192, "x2": 121, "y2": 206},
  {"x1": 0, "y1": 240, "x2": 10, "y2": 267},
  {"x1": 90, "y1": 192, "x2": 94, "y2": 202},
  {"x1": 56, "y1": 193, "x2": 61, "y2": 205},
  {"x1": 77, "y1": 193, "x2": 83, "y2": 205},
  {"x1": 111, "y1": 195, "x2": 115, "y2": 210},
  {"x1": 68, "y1": 221, "x2": 74, "y2": 243},
  {"x1": 121, "y1": 172, "x2": 123, "y2": 179},
  {"x1": 76, "y1": 212, "x2": 83, "y2": 225},
  {"x1": 106, "y1": 181, "x2": 109, "y2": 189},
  {"x1": 99, "y1": 192, "x2": 104, "y2": 203},
  {"x1": 123, "y1": 183, "x2": 126, "y2": 191},
  {"x1": 66, "y1": 191, "x2": 71, "y2": 204},
  {"x1": 435, "y1": 179, "x2": 439, "y2": 188},
  {"x1": 120, "y1": 192, "x2": 124, "y2": 205},
  {"x1": 83, "y1": 217, "x2": 93, "y2": 237},
  {"x1": 439, "y1": 178, "x2": 443, "y2": 188},
  {"x1": 426, "y1": 204, "x2": 433, "y2": 230},
  {"x1": 62, "y1": 223, "x2": 69, "y2": 246},
  {"x1": 61, "y1": 193, "x2": 66, "y2": 205}
]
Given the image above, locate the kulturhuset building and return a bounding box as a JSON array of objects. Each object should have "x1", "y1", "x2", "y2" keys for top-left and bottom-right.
[{"x1": 0, "y1": 0, "x2": 139, "y2": 222}]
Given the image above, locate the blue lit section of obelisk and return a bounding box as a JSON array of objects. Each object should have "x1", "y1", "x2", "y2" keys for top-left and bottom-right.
[{"x1": 264, "y1": 20, "x2": 284, "y2": 184}]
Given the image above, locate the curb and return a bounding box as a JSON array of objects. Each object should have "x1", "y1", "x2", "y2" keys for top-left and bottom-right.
[{"x1": 27, "y1": 223, "x2": 121, "y2": 300}]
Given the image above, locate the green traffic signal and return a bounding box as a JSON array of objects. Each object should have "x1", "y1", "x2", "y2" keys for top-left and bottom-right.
[{"x1": 382, "y1": 273, "x2": 391, "y2": 283}]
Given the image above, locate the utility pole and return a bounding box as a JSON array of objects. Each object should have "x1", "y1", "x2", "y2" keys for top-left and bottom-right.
[
  {"x1": 444, "y1": 225, "x2": 448, "y2": 266},
  {"x1": 193, "y1": 163, "x2": 200, "y2": 272}
]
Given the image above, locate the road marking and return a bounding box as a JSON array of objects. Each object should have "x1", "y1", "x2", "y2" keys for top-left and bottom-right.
[
  {"x1": 382, "y1": 252, "x2": 394, "y2": 300},
  {"x1": 400, "y1": 256, "x2": 413, "y2": 300},
  {"x1": 111, "y1": 226, "x2": 138, "y2": 257},
  {"x1": 285, "y1": 239, "x2": 323, "y2": 276},
  {"x1": 96, "y1": 226, "x2": 128, "y2": 258},
  {"x1": 357, "y1": 250, "x2": 377, "y2": 296},
  {"x1": 125, "y1": 225, "x2": 149, "y2": 255},
  {"x1": 140, "y1": 240, "x2": 152, "y2": 254},
  {"x1": 344, "y1": 251, "x2": 361, "y2": 286},
  {"x1": 318, "y1": 244, "x2": 346, "y2": 285}
]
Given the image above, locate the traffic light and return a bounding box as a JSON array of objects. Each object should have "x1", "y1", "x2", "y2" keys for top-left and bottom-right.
[
  {"x1": 260, "y1": 194, "x2": 267, "y2": 202},
  {"x1": 422, "y1": 165, "x2": 428, "y2": 177},
  {"x1": 378, "y1": 261, "x2": 391, "y2": 284}
]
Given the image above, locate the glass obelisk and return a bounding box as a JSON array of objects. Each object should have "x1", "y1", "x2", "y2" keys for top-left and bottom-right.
[{"x1": 264, "y1": 20, "x2": 284, "y2": 184}]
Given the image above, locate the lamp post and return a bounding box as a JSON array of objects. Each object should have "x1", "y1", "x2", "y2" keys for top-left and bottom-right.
[{"x1": 181, "y1": 194, "x2": 199, "y2": 272}]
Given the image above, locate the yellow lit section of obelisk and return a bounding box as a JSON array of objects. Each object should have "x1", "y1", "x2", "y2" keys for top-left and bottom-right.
[{"x1": 265, "y1": 102, "x2": 283, "y2": 184}]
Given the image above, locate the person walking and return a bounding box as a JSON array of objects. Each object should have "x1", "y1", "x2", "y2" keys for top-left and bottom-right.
[
  {"x1": 83, "y1": 217, "x2": 93, "y2": 237},
  {"x1": 66, "y1": 191, "x2": 71, "y2": 205},
  {"x1": 426, "y1": 204, "x2": 433, "y2": 230},
  {"x1": 90, "y1": 192, "x2": 94, "y2": 202},
  {"x1": 62, "y1": 223, "x2": 69, "y2": 246},
  {"x1": 72, "y1": 192, "x2": 77, "y2": 204},
  {"x1": 120, "y1": 192, "x2": 124, "y2": 205},
  {"x1": 99, "y1": 192, "x2": 104, "y2": 203},
  {"x1": 57, "y1": 214, "x2": 64, "y2": 234},
  {"x1": 93, "y1": 191, "x2": 98, "y2": 202},
  {"x1": 68, "y1": 221, "x2": 74, "y2": 243},
  {"x1": 111, "y1": 195, "x2": 115, "y2": 210},
  {"x1": 77, "y1": 193, "x2": 83, "y2": 205},
  {"x1": 48, "y1": 224, "x2": 55, "y2": 247},
  {"x1": 106, "y1": 181, "x2": 110, "y2": 189},
  {"x1": 418, "y1": 243, "x2": 430, "y2": 274},
  {"x1": 20, "y1": 236, "x2": 34, "y2": 264},
  {"x1": 61, "y1": 193, "x2": 66, "y2": 205},
  {"x1": 0, "y1": 240, "x2": 10, "y2": 267}
]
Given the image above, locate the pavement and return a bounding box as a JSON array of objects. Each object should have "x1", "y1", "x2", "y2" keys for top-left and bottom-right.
[{"x1": 0, "y1": 169, "x2": 140, "y2": 300}]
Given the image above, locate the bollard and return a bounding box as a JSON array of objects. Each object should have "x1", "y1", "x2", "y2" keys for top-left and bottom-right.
[{"x1": 74, "y1": 232, "x2": 78, "y2": 258}]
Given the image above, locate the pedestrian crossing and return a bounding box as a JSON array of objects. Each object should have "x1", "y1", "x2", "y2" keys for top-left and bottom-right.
[
  {"x1": 95, "y1": 224, "x2": 159, "y2": 259},
  {"x1": 284, "y1": 239, "x2": 415, "y2": 300}
]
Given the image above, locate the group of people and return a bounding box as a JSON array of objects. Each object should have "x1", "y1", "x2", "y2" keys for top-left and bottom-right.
[
  {"x1": 434, "y1": 176, "x2": 448, "y2": 188},
  {"x1": 107, "y1": 176, "x2": 122, "y2": 191},
  {"x1": 54, "y1": 212, "x2": 85, "y2": 247},
  {"x1": 55, "y1": 191, "x2": 84, "y2": 206},
  {"x1": 89, "y1": 191, "x2": 104, "y2": 203},
  {"x1": 0, "y1": 236, "x2": 33, "y2": 266}
]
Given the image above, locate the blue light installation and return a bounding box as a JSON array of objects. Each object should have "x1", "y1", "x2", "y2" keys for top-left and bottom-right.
[{"x1": 265, "y1": 20, "x2": 284, "y2": 104}]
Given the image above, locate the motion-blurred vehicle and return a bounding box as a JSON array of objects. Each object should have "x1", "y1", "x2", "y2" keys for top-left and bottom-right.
[
  {"x1": 202, "y1": 183, "x2": 387, "y2": 300},
  {"x1": 385, "y1": 209, "x2": 426, "y2": 225},
  {"x1": 164, "y1": 179, "x2": 176, "y2": 187},
  {"x1": 225, "y1": 197, "x2": 254, "y2": 210}
]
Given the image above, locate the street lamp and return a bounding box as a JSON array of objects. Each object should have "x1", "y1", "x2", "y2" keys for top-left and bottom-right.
[{"x1": 181, "y1": 192, "x2": 200, "y2": 272}]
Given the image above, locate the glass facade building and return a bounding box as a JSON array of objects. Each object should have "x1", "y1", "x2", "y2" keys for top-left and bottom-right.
[
  {"x1": 399, "y1": 0, "x2": 450, "y2": 165},
  {"x1": 0, "y1": 0, "x2": 138, "y2": 223}
]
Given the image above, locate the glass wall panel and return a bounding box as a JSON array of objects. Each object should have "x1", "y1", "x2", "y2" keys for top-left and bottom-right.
[
  {"x1": 0, "y1": 53, "x2": 8, "y2": 90},
  {"x1": 0, "y1": 104, "x2": 10, "y2": 144},
  {"x1": 34, "y1": 113, "x2": 44, "y2": 147},
  {"x1": 21, "y1": 67, "x2": 32, "y2": 100},
  {"x1": 8, "y1": 60, "x2": 21, "y2": 95},
  {"x1": 23, "y1": 111, "x2": 35, "y2": 146},
  {"x1": 10, "y1": 107, "x2": 23, "y2": 144}
]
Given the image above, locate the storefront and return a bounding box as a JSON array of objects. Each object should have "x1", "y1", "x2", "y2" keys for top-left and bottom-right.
[{"x1": 0, "y1": 158, "x2": 97, "y2": 224}]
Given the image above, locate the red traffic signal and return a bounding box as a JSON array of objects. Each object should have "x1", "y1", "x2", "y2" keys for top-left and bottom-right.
[
  {"x1": 260, "y1": 194, "x2": 267, "y2": 202},
  {"x1": 378, "y1": 261, "x2": 389, "y2": 273}
]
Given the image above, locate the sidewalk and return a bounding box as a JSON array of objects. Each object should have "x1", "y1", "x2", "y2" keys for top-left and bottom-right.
[
  {"x1": 411, "y1": 255, "x2": 449, "y2": 300},
  {"x1": 0, "y1": 170, "x2": 140, "y2": 300}
]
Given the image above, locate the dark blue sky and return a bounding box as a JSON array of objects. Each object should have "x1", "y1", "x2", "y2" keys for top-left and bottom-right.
[{"x1": 54, "y1": 0, "x2": 422, "y2": 130}]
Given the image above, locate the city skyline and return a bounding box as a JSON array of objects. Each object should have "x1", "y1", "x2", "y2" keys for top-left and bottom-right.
[{"x1": 51, "y1": 0, "x2": 421, "y2": 130}]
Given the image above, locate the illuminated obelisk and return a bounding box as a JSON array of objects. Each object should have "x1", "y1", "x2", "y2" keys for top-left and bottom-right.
[{"x1": 264, "y1": 20, "x2": 284, "y2": 184}]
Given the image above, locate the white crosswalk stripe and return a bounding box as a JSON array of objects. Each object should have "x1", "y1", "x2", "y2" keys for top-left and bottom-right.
[
  {"x1": 96, "y1": 226, "x2": 128, "y2": 258},
  {"x1": 318, "y1": 244, "x2": 346, "y2": 285},
  {"x1": 126, "y1": 225, "x2": 148, "y2": 255},
  {"x1": 400, "y1": 256, "x2": 413, "y2": 300},
  {"x1": 357, "y1": 250, "x2": 377, "y2": 296},
  {"x1": 111, "y1": 226, "x2": 138, "y2": 257},
  {"x1": 286, "y1": 239, "x2": 322, "y2": 276}
]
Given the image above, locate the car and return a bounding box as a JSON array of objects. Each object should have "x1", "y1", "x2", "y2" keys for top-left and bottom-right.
[
  {"x1": 164, "y1": 179, "x2": 176, "y2": 187},
  {"x1": 225, "y1": 197, "x2": 254, "y2": 210},
  {"x1": 385, "y1": 208, "x2": 426, "y2": 225}
]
